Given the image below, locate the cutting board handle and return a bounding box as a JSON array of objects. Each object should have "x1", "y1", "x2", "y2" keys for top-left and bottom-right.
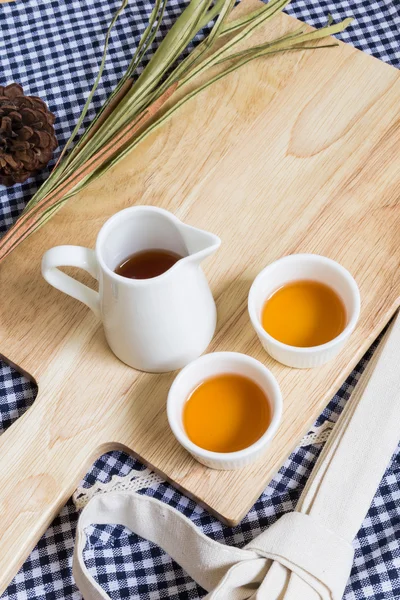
[{"x1": 0, "y1": 397, "x2": 96, "y2": 594}]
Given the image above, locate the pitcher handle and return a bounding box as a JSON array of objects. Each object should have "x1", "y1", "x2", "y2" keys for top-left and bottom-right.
[{"x1": 41, "y1": 245, "x2": 101, "y2": 318}]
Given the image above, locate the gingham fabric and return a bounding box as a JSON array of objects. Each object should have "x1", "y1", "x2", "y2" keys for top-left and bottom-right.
[{"x1": 0, "y1": 1, "x2": 399, "y2": 598}]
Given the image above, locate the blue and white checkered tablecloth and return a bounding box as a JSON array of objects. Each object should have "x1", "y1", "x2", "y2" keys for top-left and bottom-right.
[{"x1": 0, "y1": 1, "x2": 399, "y2": 598}]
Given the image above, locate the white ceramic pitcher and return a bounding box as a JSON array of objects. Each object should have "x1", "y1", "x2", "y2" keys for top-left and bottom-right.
[{"x1": 41, "y1": 206, "x2": 221, "y2": 372}]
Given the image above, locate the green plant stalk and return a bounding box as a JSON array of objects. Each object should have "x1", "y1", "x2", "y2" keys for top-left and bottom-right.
[
  {"x1": 54, "y1": 0, "x2": 217, "y2": 183},
  {"x1": 178, "y1": 0, "x2": 292, "y2": 87},
  {"x1": 38, "y1": 0, "x2": 295, "y2": 198},
  {"x1": 83, "y1": 18, "x2": 352, "y2": 186},
  {"x1": 59, "y1": 0, "x2": 165, "y2": 160},
  {"x1": 56, "y1": 0, "x2": 169, "y2": 173},
  {"x1": 0, "y1": 84, "x2": 179, "y2": 257},
  {"x1": 0, "y1": 0, "x2": 353, "y2": 262},
  {"x1": 22, "y1": 0, "x2": 131, "y2": 209},
  {"x1": 28, "y1": 0, "x2": 237, "y2": 193},
  {"x1": 120, "y1": 0, "x2": 290, "y2": 110},
  {"x1": 28, "y1": 14, "x2": 350, "y2": 218},
  {"x1": 26, "y1": 0, "x2": 168, "y2": 206},
  {"x1": 3, "y1": 17, "x2": 350, "y2": 260},
  {"x1": 56, "y1": 0, "x2": 129, "y2": 167},
  {"x1": 0, "y1": 16, "x2": 348, "y2": 259},
  {"x1": 157, "y1": 0, "x2": 236, "y2": 90},
  {"x1": 45, "y1": 23, "x2": 352, "y2": 210},
  {"x1": 84, "y1": 0, "x2": 215, "y2": 141},
  {"x1": 45, "y1": 0, "x2": 291, "y2": 189}
]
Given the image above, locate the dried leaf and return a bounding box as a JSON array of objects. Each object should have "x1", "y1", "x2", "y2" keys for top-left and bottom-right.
[{"x1": 0, "y1": 0, "x2": 353, "y2": 263}]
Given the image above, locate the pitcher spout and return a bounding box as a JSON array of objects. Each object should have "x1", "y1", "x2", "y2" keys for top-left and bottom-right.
[{"x1": 180, "y1": 223, "x2": 221, "y2": 262}]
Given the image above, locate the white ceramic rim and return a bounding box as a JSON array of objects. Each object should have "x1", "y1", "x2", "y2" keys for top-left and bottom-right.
[
  {"x1": 95, "y1": 205, "x2": 220, "y2": 286},
  {"x1": 248, "y1": 253, "x2": 361, "y2": 355},
  {"x1": 167, "y1": 351, "x2": 283, "y2": 462}
]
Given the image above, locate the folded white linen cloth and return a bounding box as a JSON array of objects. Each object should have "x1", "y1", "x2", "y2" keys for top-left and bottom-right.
[{"x1": 73, "y1": 312, "x2": 400, "y2": 600}]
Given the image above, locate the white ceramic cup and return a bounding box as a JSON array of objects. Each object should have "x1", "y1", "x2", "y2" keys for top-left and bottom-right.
[
  {"x1": 41, "y1": 206, "x2": 220, "y2": 373},
  {"x1": 167, "y1": 352, "x2": 283, "y2": 470},
  {"x1": 248, "y1": 254, "x2": 361, "y2": 369}
]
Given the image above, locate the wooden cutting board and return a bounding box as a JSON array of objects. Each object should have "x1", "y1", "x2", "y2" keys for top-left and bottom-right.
[{"x1": 0, "y1": 0, "x2": 399, "y2": 591}]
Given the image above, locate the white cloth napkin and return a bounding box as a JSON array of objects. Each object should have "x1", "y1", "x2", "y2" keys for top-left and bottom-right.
[{"x1": 73, "y1": 312, "x2": 400, "y2": 600}]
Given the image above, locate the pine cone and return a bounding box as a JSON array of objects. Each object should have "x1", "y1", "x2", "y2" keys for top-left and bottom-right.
[{"x1": 0, "y1": 83, "x2": 58, "y2": 187}]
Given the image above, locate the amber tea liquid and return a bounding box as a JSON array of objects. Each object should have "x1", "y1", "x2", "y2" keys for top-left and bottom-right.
[
  {"x1": 115, "y1": 249, "x2": 182, "y2": 280},
  {"x1": 183, "y1": 374, "x2": 271, "y2": 453},
  {"x1": 262, "y1": 279, "x2": 346, "y2": 347}
]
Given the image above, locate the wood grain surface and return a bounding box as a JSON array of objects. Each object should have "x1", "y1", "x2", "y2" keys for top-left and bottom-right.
[{"x1": 0, "y1": 0, "x2": 399, "y2": 591}]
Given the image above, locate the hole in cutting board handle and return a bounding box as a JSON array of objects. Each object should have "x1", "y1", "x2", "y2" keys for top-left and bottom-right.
[{"x1": 0, "y1": 353, "x2": 37, "y2": 436}]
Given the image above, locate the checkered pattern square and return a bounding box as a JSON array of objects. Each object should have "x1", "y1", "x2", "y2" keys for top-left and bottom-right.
[{"x1": 0, "y1": 1, "x2": 399, "y2": 598}]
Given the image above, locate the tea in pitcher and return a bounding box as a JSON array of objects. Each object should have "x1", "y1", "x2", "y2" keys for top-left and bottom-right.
[{"x1": 115, "y1": 249, "x2": 183, "y2": 280}]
